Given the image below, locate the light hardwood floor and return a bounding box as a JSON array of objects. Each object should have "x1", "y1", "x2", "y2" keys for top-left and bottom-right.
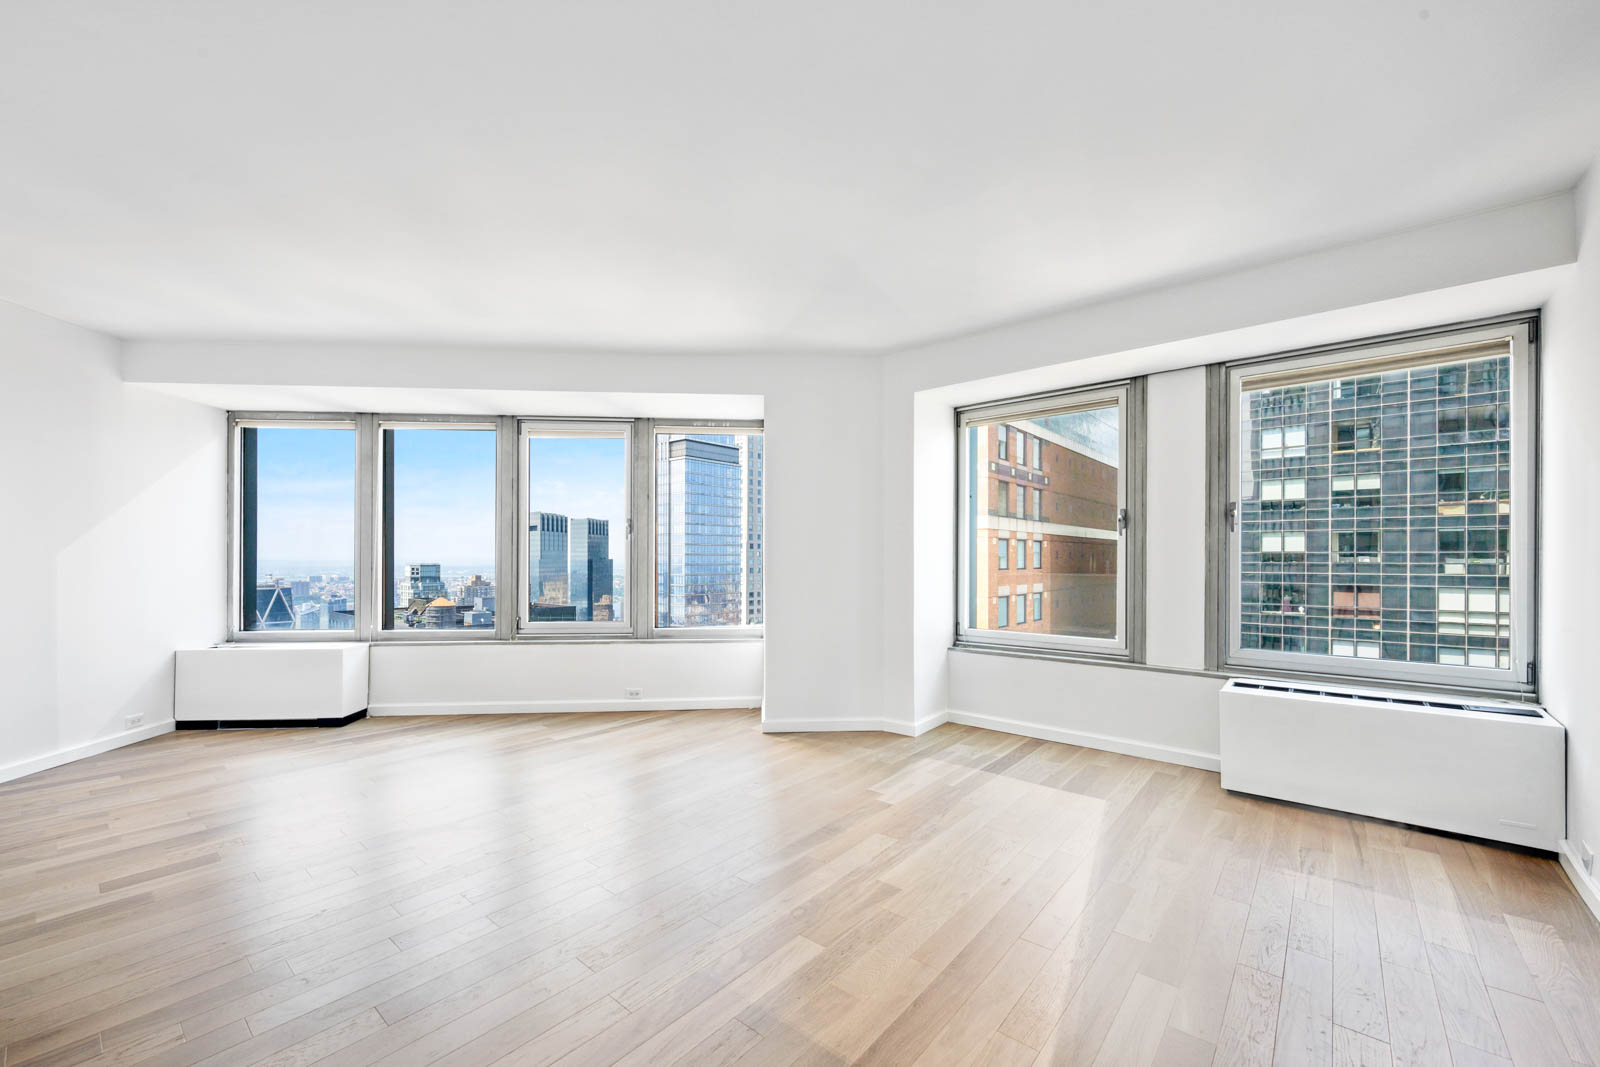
[{"x1": 2, "y1": 711, "x2": 1598, "y2": 1067}]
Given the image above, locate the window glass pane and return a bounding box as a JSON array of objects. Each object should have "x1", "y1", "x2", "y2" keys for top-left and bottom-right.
[
  {"x1": 655, "y1": 431, "x2": 763, "y2": 628},
  {"x1": 965, "y1": 399, "x2": 1120, "y2": 640},
  {"x1": 526, "y1": 430, "x2": 628, "y2": 624},
  {"x1": 1238, "y1": 346, "x2": 1514, "y2": 672},
  {"x1": 240, "y1": 425, "x2": 356, "y2": 631},
  {"x1": 384, "y1": 427, "x2": 496, "y2": 630}
]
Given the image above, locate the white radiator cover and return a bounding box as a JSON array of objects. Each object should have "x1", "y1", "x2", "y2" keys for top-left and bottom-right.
[{"x1": 1219, "y1": 678, "x2": 1564, "y2": 850}]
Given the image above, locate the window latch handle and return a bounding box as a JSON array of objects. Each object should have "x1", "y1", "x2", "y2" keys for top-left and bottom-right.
[
  {"x1": 1226, "y1": 501, "x2": 1238, "y2": 532},
  {"x1": 1118, "y1": 507, "x2": 1129, "y2": 534}
]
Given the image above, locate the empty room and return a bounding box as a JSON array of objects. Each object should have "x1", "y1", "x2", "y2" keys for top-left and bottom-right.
[{"x1": 3, "y1": 1, "x2": 1600, "y2": 1064}]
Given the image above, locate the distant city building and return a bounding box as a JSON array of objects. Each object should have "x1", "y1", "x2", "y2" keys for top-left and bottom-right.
[
  {"x1": 253, "y1": 582, "x2": 296, "y2": 630},
  {"x1": 569, "y1": 518, "x2": 612, "y2": 622},
  {"x1": 528, "y1": 512, "x2": 569, "y2": 607},
  {"x1": 742, "y1": 436, "x2": 764, "y2": 625},
  {"x1": 530, "y1": 603, "x2": 578, "y2": 622},
  {"x1": 289, "y1": 579, "x2": 311, "y2": 601},
  {"x1": 460, "y1": 575, "x2": 495, "y2": 613},
  {"x1": 407, "y1": 563, "x2": 447, "y2": 601},
  {"x1": 293, "y1": 601, "x2": 322, "y2": 629},
  {"x1": 326, "y1": 596, "x2": 354, "y2": 630},
  {"x1": 657, "y1": 435, "x2": 745, "y2": 627},
  {"x1": 422, "y1": 597, "x2": 461, "y2": 628}
]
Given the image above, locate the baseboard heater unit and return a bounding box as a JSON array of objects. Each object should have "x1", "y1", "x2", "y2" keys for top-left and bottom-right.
[{"x1": 1219, "y1": 678, "x2": 1564, "y2": 850}]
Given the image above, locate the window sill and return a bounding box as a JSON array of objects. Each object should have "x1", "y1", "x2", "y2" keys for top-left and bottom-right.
[
  {"x1": 228, "y1": 633, "x2": 764, "y2": 647},
  {"x1": 950, "y1": 643, "x2": 1540, "y2": 703}
]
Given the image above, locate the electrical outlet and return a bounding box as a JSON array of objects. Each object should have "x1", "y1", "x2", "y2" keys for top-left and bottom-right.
[
  {"x1": 1583, "y1": 841, "x2": 1596, "y2": 875},
  {"x1": 625, "y1": 688, "x2": 643, "y2": 699},
  {"x1": 125, "y1": 713, "x2": 144, "y2": 729}
]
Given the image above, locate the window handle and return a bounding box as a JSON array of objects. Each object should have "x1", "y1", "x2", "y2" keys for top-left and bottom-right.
[
  {"x1": 1118, "y1": 507, "x2": 1129, "y2": 535},
  {"x1": 1226, "y1": 501, "x2": 1238, "y2": 532}
]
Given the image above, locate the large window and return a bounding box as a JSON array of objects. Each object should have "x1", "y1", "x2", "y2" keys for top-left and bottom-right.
[
  {"x1": 958, "y1": 382, "x2": 1141, "y2": 657},
  {"x1": 236, "y1": 419, "x2": 357, "y2": 632},
  {"x1": 1224, "y1": 318, "x2": 1535, "y2": 691},
  {"x1": 230, "y1": 416, "x2": 762, "y2": 641},
  {"x1": 381, "y1": 422, "x2": 498, "y2": 632},
  {"x1": 655, "y1": 429, "x2": 764, "y2": 630},
  {"x1": 520, "y1": 422, "x2": 630, "y2": 632}
]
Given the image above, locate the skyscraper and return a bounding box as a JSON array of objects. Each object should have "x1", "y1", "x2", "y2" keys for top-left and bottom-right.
[
  {"x1": 568, "y1": 518, "x2": 613, "y2": 622},
  {"x1": 656, "y1": 435, "x2": 744, "y2": 627},
  {"x1": 1237, "y1": 352, "x2": 1513, "y2": 667},
  {"x1": 407, "y1": 563, "x2": 446, "y2": 601},
  {"x1": 741, "y1": 435, "x2": 764, "y2": 625},
  {"x1": 528, "y1": 512, "x2": 569, "y2": 607},
  {"x1": 254, "y1": 582, "x2": 296, "y2": 629}
]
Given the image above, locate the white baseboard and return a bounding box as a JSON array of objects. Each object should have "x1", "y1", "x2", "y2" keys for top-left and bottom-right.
[
  {"x1": 765, "y1": 717, "x2": 911, "y2": 737},
  {"x1": 0, "y1": 720, "x2": 176, "y2": 786},
  {"x1": 762, "y1": 712, "x2": 949, "y2": 738},
  {"x1": 369, "y1": 697, "x2": 761, "y2": 717},
  {"x1": 1557, "y1": 839, "x2": 1600, "y2": 925},
  {"x1": 945, "y1": 709, "x2": 1221, "y2": 772}
]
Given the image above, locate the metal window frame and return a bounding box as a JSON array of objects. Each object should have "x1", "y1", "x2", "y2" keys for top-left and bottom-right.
[
  {"x1": 646, "y1": 419, "x2": 767, "y2": 641},
  {"x1": 228, "y1": 411, "x2": 766, "y2": 647},
  {"x1": 227, "y1": 411, "x2": 365, "y2": 642},
  {"x1": 955, "y1": 379, "x2": 1147, "y2": 661},
  {"x1": 517, "y1": 418, "x2": 636, "y2": 637},
  {"x1": 1216, "y1": 314, "x2": 1538, "y2": 695},
  {"x1": 371, "y1": 415, "x2": 505, "y2": 642}
]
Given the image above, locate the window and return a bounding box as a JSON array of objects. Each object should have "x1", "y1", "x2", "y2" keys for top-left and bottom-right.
[
  {"x1": 381, "y1": 422, "x2": 498, "y2": 632},
  {"x1": 655, "y1": 429, "x2": 764, "y2": 629},
  {"x1": 997, "y1": 427, "x2": 1008, "y2": 461},
  {"x1": 1335, "y1": 531, "x2": 1380, "y2": 563},
  {"x1": 521, "y1": 423, "x2": 629, "y2": 630},
  {"x1": 232, "y1": 415, "x2": 763, "y2": 642},
  {"x1": 997, "y1": 537, "x2": 1009, "y2": 569},
  {"x1": 235, "y1": 419, "x2": 357, "y2": 632},
  {"x1": 1226, "y1": 318, "x2": 1535, "y2": 690},
  {"x1": 960, "y1": 381, "x2": 1140, "y2": 658},
  {"x1": 1332, "y1": 417, "x2": 1379, "y2": 452},
  {"x1": 1031, "y1": 437, "x2": 1042, "y2": 469}
]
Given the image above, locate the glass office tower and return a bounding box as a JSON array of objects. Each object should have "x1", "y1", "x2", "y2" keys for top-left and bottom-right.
[
  {"x1": 1238, "y1": 352, "x2": 1513, "y2": 667},
  {"x1": 656, "y1": 435, "x2": 746, "y2": 627}
]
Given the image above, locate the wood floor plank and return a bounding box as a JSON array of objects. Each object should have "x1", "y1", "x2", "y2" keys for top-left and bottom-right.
[{"x1": 0, "y1": 712, "x2": 1594, "y2": 1067}]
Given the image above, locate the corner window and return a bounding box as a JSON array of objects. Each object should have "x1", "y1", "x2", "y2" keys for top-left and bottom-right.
[
  {"x1": 959, "y1": 381, "x2": 1140, "y2": 657},
  {"x1": 1225, "y1": 318, "x2": 1535, "y2": 691},
  {"x1": 235, "y1": 419, "x2": 357, "y2": 632}
]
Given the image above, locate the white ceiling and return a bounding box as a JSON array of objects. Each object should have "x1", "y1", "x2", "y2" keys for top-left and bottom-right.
[{"x1": 2, "y1": 0, "x2": 1598, "y2": 351}]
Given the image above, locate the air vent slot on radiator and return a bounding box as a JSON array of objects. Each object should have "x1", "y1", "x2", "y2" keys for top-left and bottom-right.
[
  {"x1": 1219, "y1": 678, "x2": 1564, "y2": 850},
  {"x1": 1226, "y1": 680, "x2": 1542, "y2": 717}
]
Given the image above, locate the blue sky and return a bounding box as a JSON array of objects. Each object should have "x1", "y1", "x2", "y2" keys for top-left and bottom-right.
[{"x1": 254, "y1": 426, "x2": 627, "y2": 572}]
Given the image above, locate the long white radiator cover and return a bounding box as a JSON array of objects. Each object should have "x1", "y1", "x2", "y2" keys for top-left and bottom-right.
[{"x1": 1219, "y1": 679, "x2": 1564, "y2": 851}]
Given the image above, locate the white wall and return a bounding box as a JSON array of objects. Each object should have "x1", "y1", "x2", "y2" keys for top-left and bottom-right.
[
  {"x1": 368, "y1": 641, "x2": 762, "y2": 714},
  {"x1": 0, "y1": 300, "x2": 226, "y2": 782},
  {"x1": 124, "y1": 344, "x2": 885, "y2": 732},
  {"x1": 1541, "y1": 169, "x2": 1600, "y2": 877}
]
